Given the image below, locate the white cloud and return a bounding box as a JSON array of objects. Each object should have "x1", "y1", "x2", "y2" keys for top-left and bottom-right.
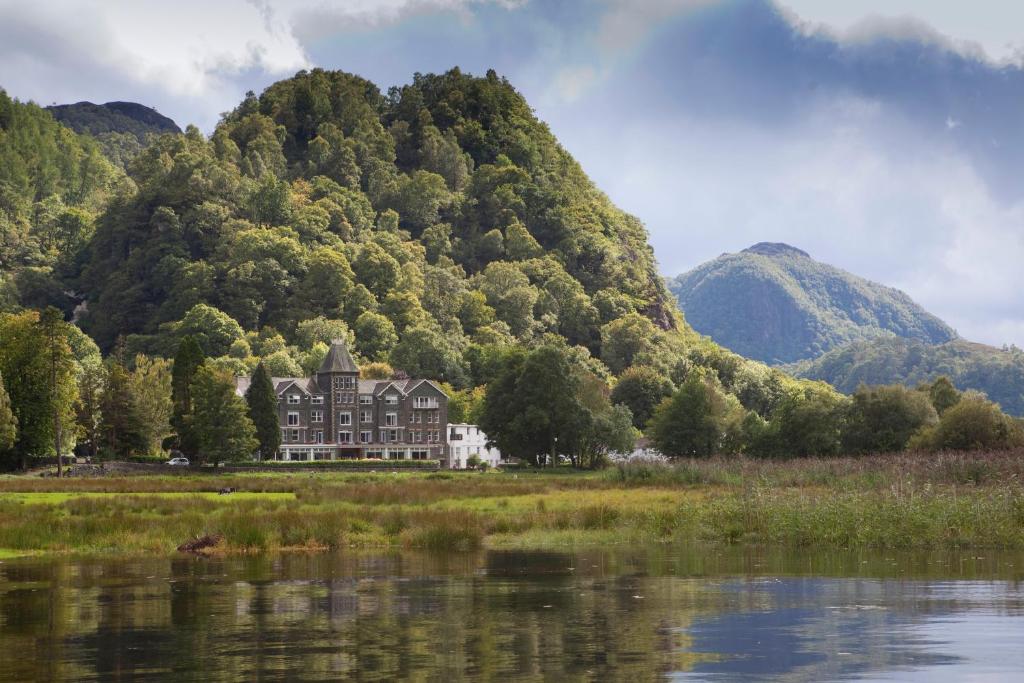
[
  {"x1": 0, "y1": 0, "x2": 515, "y2": 129},
  {"x1": 548, "y1": 92, "x2": 1024, "y2": 348}
]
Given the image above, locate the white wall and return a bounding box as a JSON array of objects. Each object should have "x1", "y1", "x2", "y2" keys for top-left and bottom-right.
[{"x1": 446, "y1": 424, "x2": 504, "y2": 469}]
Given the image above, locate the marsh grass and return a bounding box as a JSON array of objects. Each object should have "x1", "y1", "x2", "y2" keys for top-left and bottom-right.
[{"x1": 2, "y1": 449, "x2": 1023, "y2": 556}]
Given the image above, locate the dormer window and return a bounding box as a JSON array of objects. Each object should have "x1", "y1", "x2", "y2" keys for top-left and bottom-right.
[
  {"x1": 287, "y1": 394, "x2": 300, "y2": 405},
  {"x1": 385, "y1": 394, "x2": 398, "y2": 405}
]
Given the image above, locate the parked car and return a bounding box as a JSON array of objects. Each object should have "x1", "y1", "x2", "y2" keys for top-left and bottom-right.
[{"x1": 166, "y1": 457, "x2": 190, "y2": 467}]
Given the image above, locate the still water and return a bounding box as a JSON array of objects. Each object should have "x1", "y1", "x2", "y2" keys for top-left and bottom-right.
[{"x1": 2, "y1": 547, "x2": 1024, "y2": 681}]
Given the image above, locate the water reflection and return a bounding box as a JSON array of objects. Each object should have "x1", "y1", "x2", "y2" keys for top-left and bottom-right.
[{"x1": 0, "y1": 547, "x2": 1023, "y2": 681}]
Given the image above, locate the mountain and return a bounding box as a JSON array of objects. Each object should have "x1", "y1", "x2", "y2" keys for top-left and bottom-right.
[
  {"x1": 788, "y1": 337, "x2": 1024, "y2": 416},
  {"x1": 46, "y1": 101, "x2": 180, "y2": 139},
  {"x1": 667, "y1": 242, "x2": 956, "y2": 364},
  {"x1": 46, "y1": 101, "x2": 180, "y2": 168}
]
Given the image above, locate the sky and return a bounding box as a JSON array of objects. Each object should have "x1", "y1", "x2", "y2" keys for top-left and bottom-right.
[{"x1": 1, "y1": 0, "x2": 1023, "y2": 348}]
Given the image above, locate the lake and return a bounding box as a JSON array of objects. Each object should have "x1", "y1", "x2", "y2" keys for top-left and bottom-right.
[{"x1": 2, "y1": 546, "x2": 1024, "y2": 681}]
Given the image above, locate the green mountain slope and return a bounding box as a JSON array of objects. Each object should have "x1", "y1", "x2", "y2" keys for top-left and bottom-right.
[
  {"x1": 788, "y1": 337, "x2": 1024, "y2": 416},
  {"x1": 46, "y1": 101, "x2": 180, "y2": 168},
  {"x1": 47, "y1": 101, "x2": 181, "y2": 138},
  {"x1": 0, "y1": 89, "x2": 126, "y2": 311},
  {"x1": 667, "y1": 242, "x2": 956, "y2": 364}
]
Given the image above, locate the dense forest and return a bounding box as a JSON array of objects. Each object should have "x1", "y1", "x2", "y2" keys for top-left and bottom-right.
[
  {"x1": 789, "y1": 337, "x2": 1024, "y2": 416},
  {"x1": 668, "y1": 242, "x2": 956, "y2": 364}
]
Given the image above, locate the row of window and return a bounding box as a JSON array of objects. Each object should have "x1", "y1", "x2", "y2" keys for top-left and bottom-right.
[
  {"x1": 286, "y1": 391, "x2": 408, "y2": 406},
  {"x1": 286, "y1": 411, "x2": 402, "y2": 426},
  {"x1": 281, "y1": 429, "x2": 434, "y2": 444}
]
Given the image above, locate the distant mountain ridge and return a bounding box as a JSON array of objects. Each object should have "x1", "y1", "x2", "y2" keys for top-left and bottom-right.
[
  {"x1": 668, "y1": 242, "x2": 956, "y2": 364},
  {"x1": 47, "y1": 101, "x2": 180, "y2": 140},
  {"x1": 788, "y1": 337, "x2": 1024, "y2": 416}
]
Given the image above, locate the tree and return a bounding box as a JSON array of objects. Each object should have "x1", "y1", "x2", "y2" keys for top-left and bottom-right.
[
  {"x1": 360, "y1": 362, "x2": 394, "y2": 380},
  {"x1": 479, "y1": 344, "x2": 631, "y2": 468},
  {"x1": 600, "y1": 313, "x2": 663, "y2": 375},
  {"x1": 171, "y1": 336, "x2": 205, "y2": 457},
  {"x1": 648, "y1": 373, "x2": 722, "y2": 458},
  {"x1": 75, "y1": 360, "x2": 104, "y2": 459},
  {"x1": 245, "y1": 363, "x2": 280, "y2": 460},
  {"x1": 354, "y1": 311, "x2": 398, "y2": 361},
  {"x1": 0, "y1": 371, "x2": 16, "y2": 452},
  {"x1": 40, "y1": 307, "x2": 78, "y2": 475},
  {"x1": 390, "y1": 325, "x2": 468, "y2": 386},
  {"x1": 128, "y1": 355, "x2": 173, "y2": 455},
  {"x1": 611, "y1": 366, "x2": 674, "y2": 430},
  {"x1": 927, "y1": 376, "x2": 961, "y2": 415},
  {"x1": 762, "y1": 383, "x2": 848, "y2": 457},
  {"x1": 171, "y1": 305, "x2": 244, "y2": 357},
  {"x1": 914, "y1": 393, "x2": 1024, "y2": 452},
  {"x1": 842, "y1": 384, "x2": 937, "y2": 454},
  {"x1": 190, "y1": 366, "x2": 258, "y2": 464},
  {"x1": 99, "y1": 356, "x2": 146, "y2": 457}
]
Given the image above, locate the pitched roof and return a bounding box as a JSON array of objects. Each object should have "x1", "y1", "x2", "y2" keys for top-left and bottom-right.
[{"x1": 318, "y1": 339, "x2": 359, "y2": 374}]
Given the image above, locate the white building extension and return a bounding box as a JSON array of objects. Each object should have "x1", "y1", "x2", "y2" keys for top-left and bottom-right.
[{"x1": 446, "y1": 424, "x2": 505, "y2": 469}]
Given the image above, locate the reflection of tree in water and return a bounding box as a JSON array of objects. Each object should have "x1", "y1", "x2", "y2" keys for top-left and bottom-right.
[{"x1": 0, "y1": 549, "x2": 1022, "y2": 681}]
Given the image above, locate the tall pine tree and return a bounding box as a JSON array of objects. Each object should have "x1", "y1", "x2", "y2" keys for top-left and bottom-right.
[
  {"x1": 245, "y1": 362, "x2": 280, "y2": 460},
  {"x1": 0, "y1": 370, "x2": 17, "y2": 452},
  {"x1": 99, "y1": 356, "x2": 146, "y2": 457},
  {"x1": 171, "y1": 335, "x2": 205, "y2": 456}
]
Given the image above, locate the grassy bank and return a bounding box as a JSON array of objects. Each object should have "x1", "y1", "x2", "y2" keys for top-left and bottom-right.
[{"x1": 1, "y1": 450, "x2": 1022, "y2": 557}]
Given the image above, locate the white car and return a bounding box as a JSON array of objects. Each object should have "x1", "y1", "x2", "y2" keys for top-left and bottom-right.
[{"x1": 166, "y1": 457, "x2": 190, "y2": 467}]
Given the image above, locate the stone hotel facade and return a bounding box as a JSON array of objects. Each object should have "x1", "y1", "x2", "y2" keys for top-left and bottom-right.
[{"x1": 236, "y1": 339, "x2": 448, "y2": 461}]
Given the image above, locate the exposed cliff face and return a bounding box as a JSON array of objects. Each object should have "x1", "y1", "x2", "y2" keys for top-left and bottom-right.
[{"x1": 668, "y1": 243, "x2": 956, "y2": 364}]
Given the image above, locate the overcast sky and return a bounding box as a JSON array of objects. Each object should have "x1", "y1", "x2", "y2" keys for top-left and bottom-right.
[{"x1": 2, "y1": 0, "x2": 1023, "y2": 348}]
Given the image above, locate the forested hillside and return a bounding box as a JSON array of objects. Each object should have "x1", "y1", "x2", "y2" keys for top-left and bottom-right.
[
  {"x1": 789, "y1": 337, "x2": 1024, "y2": 416},
  {"x1": 47, "y1": 101, "x2": 180, "y2": 167},
  {"x1": 68, "y1": 68, "x2": 789, "y2": 395},
  {"x1": 668, "y1": 243, "x2": 956, "y2": 364},
  {"x1": 0, "y1": 89, "x2": 127, "y2": 313}
]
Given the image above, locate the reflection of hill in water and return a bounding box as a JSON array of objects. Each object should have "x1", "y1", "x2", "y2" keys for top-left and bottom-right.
[{"x1": 1, "y1": 548, "x2": 1024, "y2": 681}]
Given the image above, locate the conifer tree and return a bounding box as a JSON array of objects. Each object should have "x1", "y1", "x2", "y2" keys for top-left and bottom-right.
[
  {"x1": 171, "y1": 335, "x2": 205, "y2": 456},
  {"x1": 245, "y1": 362, "x2": 280, "y2": 460},
  {"x1": 191, "y1": 366, "x2": 258, "y2": 465},
  {"x1": 99, "y1": 356, "x2": 146, "y2": 457},
  {"x1": 0, "y1": 371, "x2": 17, "y2": 452}
]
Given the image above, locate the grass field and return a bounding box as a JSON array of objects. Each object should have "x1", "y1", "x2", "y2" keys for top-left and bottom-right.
[{"x1": 1, "y1": 450, "x2": 1023, "y2": 557}]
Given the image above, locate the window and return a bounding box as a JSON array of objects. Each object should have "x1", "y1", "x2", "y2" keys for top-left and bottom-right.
[
  {"x1": 389, "y1": 429, "x2": 398, "y2": 442},
  {"x1": 411, "y1": 412, "x2": 420, "y2": 424},
  {"x1": 311, "y1": 410, "x2": 323, "y2": 423},
  {"x1": 360, "y1": 410, "x2": 373, "y2": 423},
  {"x1": 385, "y1": 412, "x2": 398, "y2": 427},
  {"x1": 385, "y1": 394, "x2": 398, "y2": 405},
  {"x1": 379, "y1": 430, "x2": 388, "y2": 443},
  {"x1": 360, "y1": 395, "x2": 373, "y2": 405},
  {"x1": 338, "y1": 431, "x2": 352, "y2": 443},
  {"x1": 411, "y1": 449, "x2": 429, "y2": 460},
  {"x1": 287, "y1": 394, "x2": 300, "y2": 405},
  {"x1": 360, "y1": 431, "x2": 372, "y2": 444},
  {"x1": 333, "y1": 376, "x2": 355, "y2": 390},
  {"x1": 366, "y1": 449, "x2": 383, "y2": 459},
  {"x1": 414, "y1": 396, "x2": 438, "y2": 409},
  {"x1": 311, "y1": 395, "x2": 324, "y2": 405},
  {"x1": 287, "y1": 412, "x2": 300, "y2": 426},
  {"x1": 337, "y1": 412, "x2": 352, "y2": 426},
  {"x1": 290, "y1": 429, "x2": 299, "y2": 441},
  {"x1": 314, "y1": 430, "x2": 323, "y2": 444}
]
